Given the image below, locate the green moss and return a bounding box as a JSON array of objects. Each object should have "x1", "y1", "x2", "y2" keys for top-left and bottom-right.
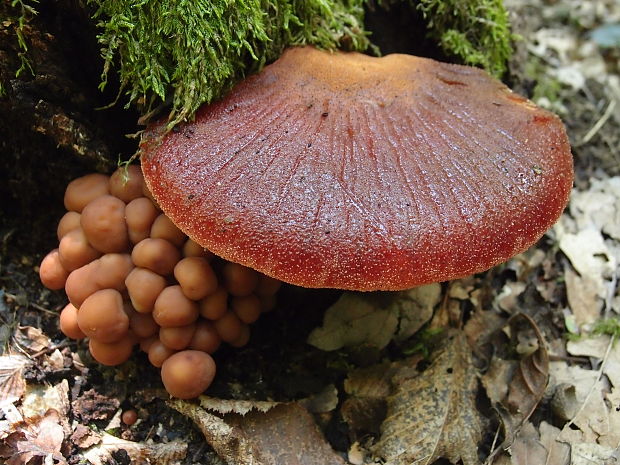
[
  {"x1": 89, "y1": 0, "x2": 514, "y2": 126},
  {"x1": 402, "y1": 327, "x2": 444, "y2": 359},
  {"x1": 10, "y1": 0, "x2": 37, "y2": 77},
  {"x1": 592, "y1": 318, "x2": 620, "y2": 340},
  {"x1": 415, "y1": 0, "x2": 513, "y2": 77},
  {"x1": 1, "y1": 0, "x2": 38, "y2": 97},
  {"x1": 89, "y1": 0, "x2": 371, "y2": 128},
  {"x1": 375, "y1": 0, "x2": 513, "y2": 77}
]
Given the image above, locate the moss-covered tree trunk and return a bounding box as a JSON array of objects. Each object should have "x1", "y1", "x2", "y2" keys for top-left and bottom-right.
[{"x1": 0, "y1": 1, "x2": 138, "y2": 259}]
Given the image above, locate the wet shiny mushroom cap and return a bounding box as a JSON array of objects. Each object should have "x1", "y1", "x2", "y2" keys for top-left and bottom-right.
[{"x1": 141, "y1": 46, "x2": 573, "y2": 291}]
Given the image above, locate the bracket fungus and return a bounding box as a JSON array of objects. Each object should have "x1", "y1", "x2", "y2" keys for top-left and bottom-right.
[{"x1": 141, "y1": 47, "x2": 574, "y2": 291}]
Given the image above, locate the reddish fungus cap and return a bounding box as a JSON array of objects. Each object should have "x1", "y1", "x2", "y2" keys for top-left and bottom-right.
[{"x1": 141, "y1": 47, "x2": 573, "y2": 291}]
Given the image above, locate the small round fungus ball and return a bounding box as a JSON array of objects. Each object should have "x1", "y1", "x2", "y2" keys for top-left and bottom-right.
[
  {"x1": 65, "y1": 261, "x2": 100, "y2": 307},
  {"x1": 109, "y1": 165, "x2": 144, "y2": 203},
  {"x1": 189, "y1": 320, "x2": 221, "y2": 354},
  {"x1": 147, "y1": 339, "x2": 176, "y2": 367},
  {"x1": 213, "y1": 311, "x2": 243, "y2": 343},
  {"x1": 131, "y1": 238, "x2": 180, "y2": 276},
  {"x1": 59, "y1": 303, "x2": 86, "y2": 339},
  {"x1": 56, "y1": 211, "x2": 81, "y2": 240},
  {"x1": 150, "y1": 214, "x2": 186, "y2": 247},
  {"x1": 89, "y1": 333, "x2": 135, "y2": 366},
  {"x1": 139, "y1": 335, "x2": 158, "y2": 353},
  {"x1": 153, "y1": 285, "x2": 199, "y2": 327},
  {"x1": 121, "y1": 409, "x2": 138, "y2": 426},
  {"x1": 81, "y1": 195, "x2": 129, "y2": 253},
  {"x1": 58, "y1": 228, "x2": 101, "y2": 271},
  {"x1": 182, "y1": 239, "x2": 213, "y2": 259},
  {"x1": 198, "y1": 287, "x2": 228, "y2": 320},
  {"x1": 142, "y1": 182, "x2": 160, "y2": 209},
  {"x1": 161, "y1": 350, "x2": 216, "y2": 399},
  {"x1": 78, "y1": 289, "x2": 129, "y2": 343},
  {"x1": 256, "y1": 274, "x2": 282, "y2": 297},
  {"x1": 231, "y1": 294, "x2": 261, "y2": 324},
  {"x1": 126, "y1": 197, "x2": 159, "y2": 244},
  {"x1": 259, "y1": 294, "x2": 277, "y2": 313},
  {"x1": 64, "y1": 173, "x2": 110, "y2": 212},
  {"x1": 174, "y1": 257, "x2": 218, "y2": 301},
  {"x1": 229, "y1": 324, "x2": 250, "y2": 348},
  {"x1": 95, "y1": 253, "x2": 134, "y2": 291},
  {"x1": 129, "y1": 310, "x2": 159, "y2": 339},
  {"x1": 222, "y1": 262, "x2": 258, "y2": 297},
  {"x1": 39, "y1": 249, "x2": 69, "y2": 290},
  {"x1": 125, "y1": 267, "x2": 167, "y2": 313},
  {"x1": 159, "y1": 323, "x2": 196, "y2": 350}
]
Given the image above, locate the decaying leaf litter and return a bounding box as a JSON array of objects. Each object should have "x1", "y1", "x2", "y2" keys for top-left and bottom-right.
[{"x1": 1, "y1": 0, "x2": 620, "y2": 464}]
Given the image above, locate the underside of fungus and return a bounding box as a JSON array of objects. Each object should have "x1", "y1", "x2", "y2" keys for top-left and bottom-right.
[{"x1": 141, "y1": 46, "x2": 573, "y2": 291}]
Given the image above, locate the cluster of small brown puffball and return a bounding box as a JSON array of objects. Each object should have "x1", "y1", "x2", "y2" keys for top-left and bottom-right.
[{"x1": 38, "y1": 166, "x2": 281, "y2": 399}]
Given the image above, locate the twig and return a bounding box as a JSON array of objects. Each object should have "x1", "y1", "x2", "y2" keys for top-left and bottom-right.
[
  {"x1": 535, "y1": 335, "x2": 617, "y2": 465},
  {"x1": 579, "y1": 98, "x2": 617, "y2": 145},
  {"x1": 548, "y1": 354, "x2": 590, "y2": 363},
  {"x1": 29, "y1": 339, "x2": 72, "y2": 358},
  {"x1": 484, "y1": 425, "x2": 502, "y2": 465},
  {"x1": 560, "y1": 334, "x2": 615, "y2": 436},
  {"x1": 3, "y1": 292, "x2": 58, "y2": 315}
]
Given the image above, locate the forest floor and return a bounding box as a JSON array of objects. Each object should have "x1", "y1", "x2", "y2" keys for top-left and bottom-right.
[{"x1": 0, "y1": 1, "x2": 619, "y2": 464}]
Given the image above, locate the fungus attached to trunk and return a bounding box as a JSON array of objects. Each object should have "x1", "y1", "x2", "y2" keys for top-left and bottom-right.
[{"x1": 141, "y1": 47, "x2": 573, "y2": 291}]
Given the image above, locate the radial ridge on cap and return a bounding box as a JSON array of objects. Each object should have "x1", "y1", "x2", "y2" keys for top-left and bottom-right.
[{"x1": 141, "y1": 46, "x2": 574, "y2": 291}]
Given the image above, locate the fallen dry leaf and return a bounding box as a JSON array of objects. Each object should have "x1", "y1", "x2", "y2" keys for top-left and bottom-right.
[
  {"x1": 344, "y1": 360, "x2": 417, "y2": 400},
  {"x1": 341, "y1": 396, "x2": 387, "y2": 439},
  {"x1": 508, "y1": 422, "x2": 549, "y2": 465},
  {"x1": 570, "y1": 442, "x2": 619, "y2": 465},
  {"x1": 464, "y1": 308, "x2": 507, "y2": 349},
  {"x1": 549, "y1": 362, "x2": 610, "y2": 442},
  {"x1": 342, "y1": 361, "x2": 410, "y2": 437},
  {"x1": 43, "y1": 349, "x2": 65, "y2": 372},
  {"x1": 298, "y1": 384, "x2": 339, "y2": 414},
  {"x1": 505, "y1": 314, "x2": 549, "y2": 422},
  {"x1": 82, "y1": 432, "x2": 187, "y2": 465},
  {"x1": 22, "y1": 380, "x2": 70, "y2": 421},
  {"x1": 307, "y1": 292, "x2": 399, "y2": 350},
  {"x1": 394, "y1": 284, "x2": 441, "y2": 342},
  {"x1": 372, "y1": 330, "x2": 484, "y2": 465},
  {"x1": 557, "y1": 226, "x2": 616, "y2": 326},
  {"x1": 171, "y1": 398, "x2": 346, "y2": 465},
  {"x1": 600, "y1": 388, "x2": 620, "y2": 449},
  {"x1": 70, "y1": 424, "x2": 102, "y2": 449},
  {"x1": 496, "y1": 421, "x2": 570, "y2": 465},
  {"x1": 567, "y1": 335, "x2": 620, "y2": 388},
  {"x1": 569, "y1": 176, "x2": 620, "y2": 241},
  {"x1": 13, "y1": 326, "x2": 52, "y2": 354},
  {"x1": 482, "y1": 314, "x2": 549, "y2": 462},
  {"x1": 481, "y1": 358, "x2": 516, "y2": 406},
  {"x1": 495, "y1": 282, "x2": 527, "y2": 314},
  {"x1": 565, "y1": 266, "x2": 606, "y2": 327},
  {"x1": 0, "y1": 409, "x2": 66, "y2": 465},
  {"x1": 307, "y1": 285, "x2": 439, "y2": 351},
  {"x1": 0, "y1": 355, "x2": 29, "y2": 405},
  {"x1": 538, "y1": 421, "x2": 571, "y2": 465},
  {"x1": 198, "y1": 396, "x2": 278, "y2": 415}
]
